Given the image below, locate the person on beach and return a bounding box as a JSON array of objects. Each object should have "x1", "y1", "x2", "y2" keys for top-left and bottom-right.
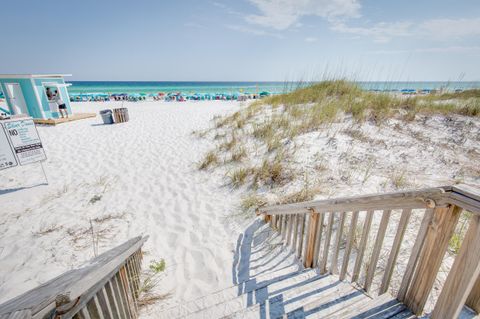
[
  {"x1": 54, "y1": 90, "x2": 68, "y2": 118},
  {"x1": 46, "y1": 87, "x2": 53, "y2": 100}
]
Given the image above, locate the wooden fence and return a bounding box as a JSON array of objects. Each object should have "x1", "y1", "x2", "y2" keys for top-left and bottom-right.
[
  {"x1": 258, "y1": 185, "x2": 480, "y2": 318},
  {"x1": 0, "y1": 236, "x2": 148, "y2": 319}
]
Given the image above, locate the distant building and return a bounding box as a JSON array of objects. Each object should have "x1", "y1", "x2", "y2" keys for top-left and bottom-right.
[{"x1": 0, "y1": 74, "x2": 72, "y2": 119}]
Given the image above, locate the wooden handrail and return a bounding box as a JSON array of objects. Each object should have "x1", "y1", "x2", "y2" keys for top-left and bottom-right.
[
  {"x1": 0, "y1": 236, "x2": 148, "y2": 319},
  {"x1": 260, "y1": 184, "x2": 480, "y2": 318},
  {"x1": 258, "y1": 186, "x2": 446, "y2": 215}
]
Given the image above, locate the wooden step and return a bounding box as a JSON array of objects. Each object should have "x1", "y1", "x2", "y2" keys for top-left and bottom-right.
[
  {"x1": 156, "y1": 265, "x2": 305, "y2": 318},
  {"x1": 329, "y1": 293, "x2": 415, "y2": 319},
  {"x1": 226, "y1": 278, "x2": 369, "y2": 319},
  {"x1": 192, "y1": 274, "x2": 355, "y2": 319},
  {"x1": 183, "y1": 270, "x2": 334, "y2": 318}
]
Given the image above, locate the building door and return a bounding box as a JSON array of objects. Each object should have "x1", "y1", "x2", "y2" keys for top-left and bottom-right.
[{"x1": 5, "y1": 83, "x2": 28, "y2": 115}]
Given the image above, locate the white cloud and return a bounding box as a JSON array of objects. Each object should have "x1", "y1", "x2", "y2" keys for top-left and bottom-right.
[
  {"x1": 184, "y1": 22, "x2": 207, "y2": 29},
  {"x1": 330, "y1": 17, "x2": 480, "y2": 43},
  {"x1": 227, "y1": 25, "x2": 284, "y2": 38},
  {"x1": 330, "y1": 20, "x2": 412, "y2": 43},
  {"x1": 305, "y1": 37, "x2": 318, "y2": 42},
  {"x1": 370, "y1": 46, "x2": 480, "y2": 55},
  {"x1": 419, "y1": 18, "x2": 480, "y2": 40},
  {"x1": 245, "y1": 0, "x2": 361, "y2": 30}
]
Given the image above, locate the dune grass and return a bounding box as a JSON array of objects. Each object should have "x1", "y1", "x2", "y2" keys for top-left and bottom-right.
[{"x1": 198, "y1": 80, "x2": 480, "y2": 214}]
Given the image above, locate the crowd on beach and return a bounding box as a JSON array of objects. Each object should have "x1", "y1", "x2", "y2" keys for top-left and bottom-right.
[{"x1": 68, "y1": 91, "x2": 270, "y2": 102}]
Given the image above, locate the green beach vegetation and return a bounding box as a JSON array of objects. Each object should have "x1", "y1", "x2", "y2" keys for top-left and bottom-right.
[{"x1": 197, "y1": 80, "x2": 480, "y2": 217}]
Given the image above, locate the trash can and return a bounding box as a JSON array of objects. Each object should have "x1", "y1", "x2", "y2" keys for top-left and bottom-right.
[
  {"x1": 113, "y1": 108, "x2": 129, "y2": 123},
  {"x1": 100, "y1": 109, "x2": 114, "y2": 124}
]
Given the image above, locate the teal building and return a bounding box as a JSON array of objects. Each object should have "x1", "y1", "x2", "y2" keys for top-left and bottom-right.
[{"x1": 0, "y1": 74, "x2": 72, "y2": 119}]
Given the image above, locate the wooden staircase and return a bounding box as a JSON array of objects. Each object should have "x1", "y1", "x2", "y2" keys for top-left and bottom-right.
[
  {"x1": 158, "y1": 185, "x2": 480, "y2": 319},
  {"x1": 157, "y1": 219, "x2": 414, "y2": 319}
]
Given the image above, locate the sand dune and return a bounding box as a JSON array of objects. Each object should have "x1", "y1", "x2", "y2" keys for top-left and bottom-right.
[{"x1": 0, "y1": 101, "x2": 247, "y2": 314}]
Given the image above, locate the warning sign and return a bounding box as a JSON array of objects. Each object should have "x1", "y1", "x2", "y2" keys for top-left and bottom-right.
[
  {"x1": 0, "y1": 123, "x2": 17, "y2": 170},
  {"x1": 3, "y1": 118, "x2": 47, "y2": 165}
]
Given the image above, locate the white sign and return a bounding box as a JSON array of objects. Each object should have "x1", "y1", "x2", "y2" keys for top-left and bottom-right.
[
  {"x1": 0, "y1": 123, "x2": 17, "y2": 170},
  {"x1": 3, "y1": 118, "x2": 47, "y2": 165}
]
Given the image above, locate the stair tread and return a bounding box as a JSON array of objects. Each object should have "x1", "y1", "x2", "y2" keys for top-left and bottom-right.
[
  {"x1": 156, "y1": 264, "x2": 305, "y2": 318},
  {"x1": 194, "y1": 274, "x2": 352, "y2": 318}
]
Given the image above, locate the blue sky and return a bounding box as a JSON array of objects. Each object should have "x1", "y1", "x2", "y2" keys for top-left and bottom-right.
[{"x1": 1, "y1": 0, "x2": 479, "y2": 81}]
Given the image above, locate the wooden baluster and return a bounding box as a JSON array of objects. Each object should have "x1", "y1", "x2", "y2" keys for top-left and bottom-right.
[
  {"x1": 119, "y1": 266, "x2": 137, "y2": 318},
  {"x1": 292, "y1": 214, "x2": 299, "y2": 254},
  {"x1": 97, "y1": 287, "x2": 114, "y2": 319},
  {"x1": 398, "y1": 208, "x2": 434, "y2": 302},
  {"x1": 340, "y1": 211, "x2": 359, "y2": 281},
  {"x1": 93, "y1": 295, "x2": 106, "y2": 319},
  {"x1": 431, "y1": 214, "x2": 480, "y2": 319},
  {"x1": 104, "y1": 280, "x2": 122, "y2": 319},
  {"x1": 301, "y1": 214, "x2": 312, "y2": 262},
  {"x1": 319, "y1": 212, "x2": 335, "y2": 274},
  {"x1": 330, "y1": 212, "x2": 346, "y2": 274},
  {"x1": 81, "y1": 308, "x2": 92, "y2": 319},
  {"x1": 286, "y1": 214, "x2": 293, "y2": 246},
  {"x1": 297, "y1": 214, "x2": 306, "y2": 259},
  {"x1": 305, "y1": 210, "x2": 320, "y2": 268},
  {"x1": 466, "y1": 275, "x2": 480, "y2": 313},
  {"x1": 352, "y1": 210, "x2": 374, "y2": 283},
  {"x1": 282, "y1": 215, "x2": 288, "y2": 242},
  {"x1": 278, "y1": 215, "x2": 283, "y2": 235},
  {"x1": 312, "y1": 212, "x2": 325, "y2": 268},
  {"x1": 364, "y1": 210, "x2": 391, "y2": 293},
  {"x1": 111, "y1": 275, "x2": 129, "y2": 319},
  {"x1": 380, "y1": 208, "x2": 412, "y2": 294},
  {"x1": 271, "y1": 215, "x2": 276, "y2": 230},
  {"x1": 404, "y1": 205, "x2": 462, "y2": 315}
]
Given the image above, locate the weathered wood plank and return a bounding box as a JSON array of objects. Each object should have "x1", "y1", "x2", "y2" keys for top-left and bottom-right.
[
  {"x1": 352, "y1": 210, "x2": 374, "y2": 283},
  {"x1": 104, "y1": 281, "x2": 121, "y2": 319},
  {"x1": 404, "y1": 205, "x2": 462, "y2": 315},
  {"x1": 291, "y1": 214, "x2": 299, "y2": 253},
  {"x1": 431, "y1": 215, "x2": 480, "y2": 319},
  {"x1": 259, "y1": 187, "x2": 445, "y2": 215},
  {"x1": 285, "y1": 214, "x2": 292, "y2": 246},
  {"x1": 340, "y1": 211, "x2": 359, "y2": 281},
  {"x1": 305, "y1": 211, "x2": 320, "y2": 268},
  {"x1": 380, "y1": 209, "x2": 412, "y2": 294},
  {"x1": 80, "y1": 308, "x2": 92, "y2": 319},
  {"x1": 302, "y1": 214, "x2": 312, "y2": 262},
  {"x1": 296, "y1": 214, "x2": 306, "y2": 258},
  {"x1": 364, "y1": 210, "x2": 391, "y2": 293},
  {"x1": 330, "y1": 212, "x2": 346, "y2": 274},
  {"x1": 397, "y1": 208, "x2": 433, "y2": 302},
  {"x1": 119, "y1": 267, "x2": 137, "y2": 318},
  {"x1": 319, "y1": 212, "x2": 335, "y2": 274},
  {"x1": 93, "y1": 296, "x2": 105, "y2": 319},
  {"x1": 466, "y1": 275, "x2": 480, "y2": 313},
  {"x1": 97, "y1": 288, "x2": 114, "y2": 319},
  {"x1": 312, "y1": 211, "x2": 325, "y2": 268},
  {"x1": 112, "y1": 275, "x2": 129, "y2": 319}
]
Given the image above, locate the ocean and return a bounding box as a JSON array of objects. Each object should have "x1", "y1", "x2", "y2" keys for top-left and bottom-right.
[{"x1": 67, "y1": 81, "x2": 480, "y2": 95}]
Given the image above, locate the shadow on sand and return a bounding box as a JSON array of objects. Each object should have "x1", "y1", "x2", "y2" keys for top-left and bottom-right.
[{"x1": 0, "y1": 183, "x2": 48, "y2": 196}]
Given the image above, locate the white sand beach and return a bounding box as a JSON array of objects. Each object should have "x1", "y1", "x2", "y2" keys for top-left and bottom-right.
[{"x1": 0, "y1": 101, "x2": 249, "y2": 314}]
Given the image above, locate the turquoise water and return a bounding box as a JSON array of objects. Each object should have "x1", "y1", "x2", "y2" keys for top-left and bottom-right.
[{"x1": 67, "y1": 81, "x2": 480, "y2": 95}]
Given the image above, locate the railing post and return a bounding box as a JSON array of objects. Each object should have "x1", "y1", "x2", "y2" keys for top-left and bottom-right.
[
  {"x1": 404, "y1": 205, "x2": 462, "y2": 315},
  {"x1": 431, "y1": 214, "x2": 480, "y2": 318},
  {"x1": 467, "y1": 276, "x2": 480, "y2": 313},
  {"x1": 305, "y1": 210, "x2": 320, "y2": 268}
]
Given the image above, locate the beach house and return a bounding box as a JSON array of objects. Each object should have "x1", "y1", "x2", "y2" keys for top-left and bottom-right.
[{"x1": 0, "y1": 74, "x2": 72, "y2": 119}]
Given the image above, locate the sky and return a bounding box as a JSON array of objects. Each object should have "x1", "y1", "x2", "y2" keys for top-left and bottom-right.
[{"x1": 1, "y1": 0, "x2": 479, "y2": 81}]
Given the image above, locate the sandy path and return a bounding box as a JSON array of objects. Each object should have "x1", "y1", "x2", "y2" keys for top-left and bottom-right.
[{"x1": 0, "y1": 101, "x2": 244, "y2": 313}]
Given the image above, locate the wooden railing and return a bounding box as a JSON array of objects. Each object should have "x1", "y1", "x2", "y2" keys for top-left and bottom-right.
[
  {"x1": 258, "y1": 185, "x2": 480, "y2": 318},
  {"x1": 0, "y1": 236, "x2": 148, "y2": 319}
]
